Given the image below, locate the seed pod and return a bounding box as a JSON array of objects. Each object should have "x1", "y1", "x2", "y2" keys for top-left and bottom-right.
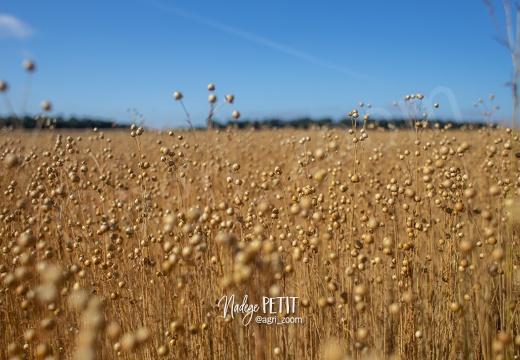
[
  {"x1": 4, "y1": 153, "x2": 20, "y2": 168},
  {"x1": 449, "y1": 302, "x2": 461, "y2": 312},
  {"x1": 464, "y1": 188, "x2": 476, "y2": 199},
  {"x1": 106, "y1": 322, "x2": 122, "y2": 340},
  {"x1": 389, "y1": 303, "x2": 400, "y2": 315},
  {"x1": 23, "y1": 59, "x2": 36, "y2": 72},
  {"x1": 40, "y1": 101, "x2": 52, "y2": 112},
  {"x1": 459, "y1": 240, "x2": 473, "y2": 253},
  {"x1": 314, "y1": 169, "x2": 327, "y2": 182},
  {"x1": 18, "y1": 232, "x2": 36, "y2": 248},
  {"x1": 121, "y1": 333, "x2": 137, "y2": 352},
  {"x1": 157, "y1": 345, "x2": 169, "y2": 357},
  {"x1": 489, "y1": 185, "x2": 500, "y2": 196},
  {"x1": 135, "y1": 327, "x2": 150, "y2": 344}
]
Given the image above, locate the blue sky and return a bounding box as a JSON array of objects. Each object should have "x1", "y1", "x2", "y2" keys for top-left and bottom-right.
[{"x1": 0, "y1": 0, "x2": 515, "y2": 128}]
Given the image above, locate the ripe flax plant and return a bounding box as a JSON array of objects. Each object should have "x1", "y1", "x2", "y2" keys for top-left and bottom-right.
[
  {"x1": 0, "y1": 105, "x2": 518, "y2": 359},
  {"x1": 474, "y1": 94, "x2": 501, "y2": 127},
  {"x1": 172, "y1": 83, "x2": 240, "y2": 131},
  {"x1": 484, "y1": 0, "x2": 520, "y2": 131},
  {"x1": 483, "y1": 5, "x2": 520, "y2": 351},
  {"x1": 0, "y1": 60, "x2": 53, "y2": 130},
  {"x1": 20, "y1": 60, "x2": 36, "y2": 115},
  {"x1": 172, "y1": 83, "x2": 240, "y2": 207}
]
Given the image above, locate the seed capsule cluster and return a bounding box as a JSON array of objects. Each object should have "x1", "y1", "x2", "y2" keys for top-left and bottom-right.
[{"x1": 0, "y1": 103, "x2": 518, "y2": 359}]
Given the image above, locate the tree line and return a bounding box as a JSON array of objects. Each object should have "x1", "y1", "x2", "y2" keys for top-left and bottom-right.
[
  {"x1": 0, "y1": 116, "x2": 127, "y2": 129},
  {"x1": 212, "y1": 117, "x2": 490, "y2": 130},
  {"x1": 0, "y1": 115, "x2": 492, "y2": 130}
]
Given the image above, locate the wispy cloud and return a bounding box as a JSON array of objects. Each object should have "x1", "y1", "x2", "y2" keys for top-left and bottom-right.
[
  {"x1": 139, "y1": 1, "x2": 383, "y2": 85},
  {"x1": 0, "y1": 14, "x2": 33, "y2": 39}
]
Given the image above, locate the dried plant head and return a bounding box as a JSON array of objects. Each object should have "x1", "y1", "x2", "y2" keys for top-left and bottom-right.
[
  {"x1": 40, "y1": 100, "x2": 52, "y2": 112},
  {"x1": 4, "y1": 153, "x2": 21, "y2": 168},
  {"x1": 208, "y1": 94, "x2": 217, "y2": 103},
  {"x1": 173, "y1": 91, "x2": 183, "y2": 100},
  {"x1": 23, "y1": 59, "x2": 36, "y2": 72},
  {"x1": 225, "y1": 94, "x2": 235, "y2": 103}
]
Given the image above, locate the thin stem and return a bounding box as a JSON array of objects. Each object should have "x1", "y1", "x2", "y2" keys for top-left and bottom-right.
[
  {"x1": 485, "y1": 0, "x2": 519, "y2": 129},
  {"x1": 20, "y1": 73, "x2": 33, "y2": 115},
  {"x1": 2, "y1": 93, "x2": 18, "y2": 128},
  {"x1": 2, "y1": 94, "x2": 16, "y2": 115},
  {"x1": 178, "y1": 99, "x2": 194, "y2": 131},
  {"x1": 207, "y1": 103, "x2": 215, "y2": 129}
]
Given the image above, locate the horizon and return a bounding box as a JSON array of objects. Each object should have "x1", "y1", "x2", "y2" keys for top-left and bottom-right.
[{"x1": 0, "y1": 1, "x2": 516, "y2": 129}]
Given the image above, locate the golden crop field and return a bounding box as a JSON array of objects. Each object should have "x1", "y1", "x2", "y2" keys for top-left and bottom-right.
[{"x1": 0, "y1": 123, "x2": 519, "y2": 359}]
